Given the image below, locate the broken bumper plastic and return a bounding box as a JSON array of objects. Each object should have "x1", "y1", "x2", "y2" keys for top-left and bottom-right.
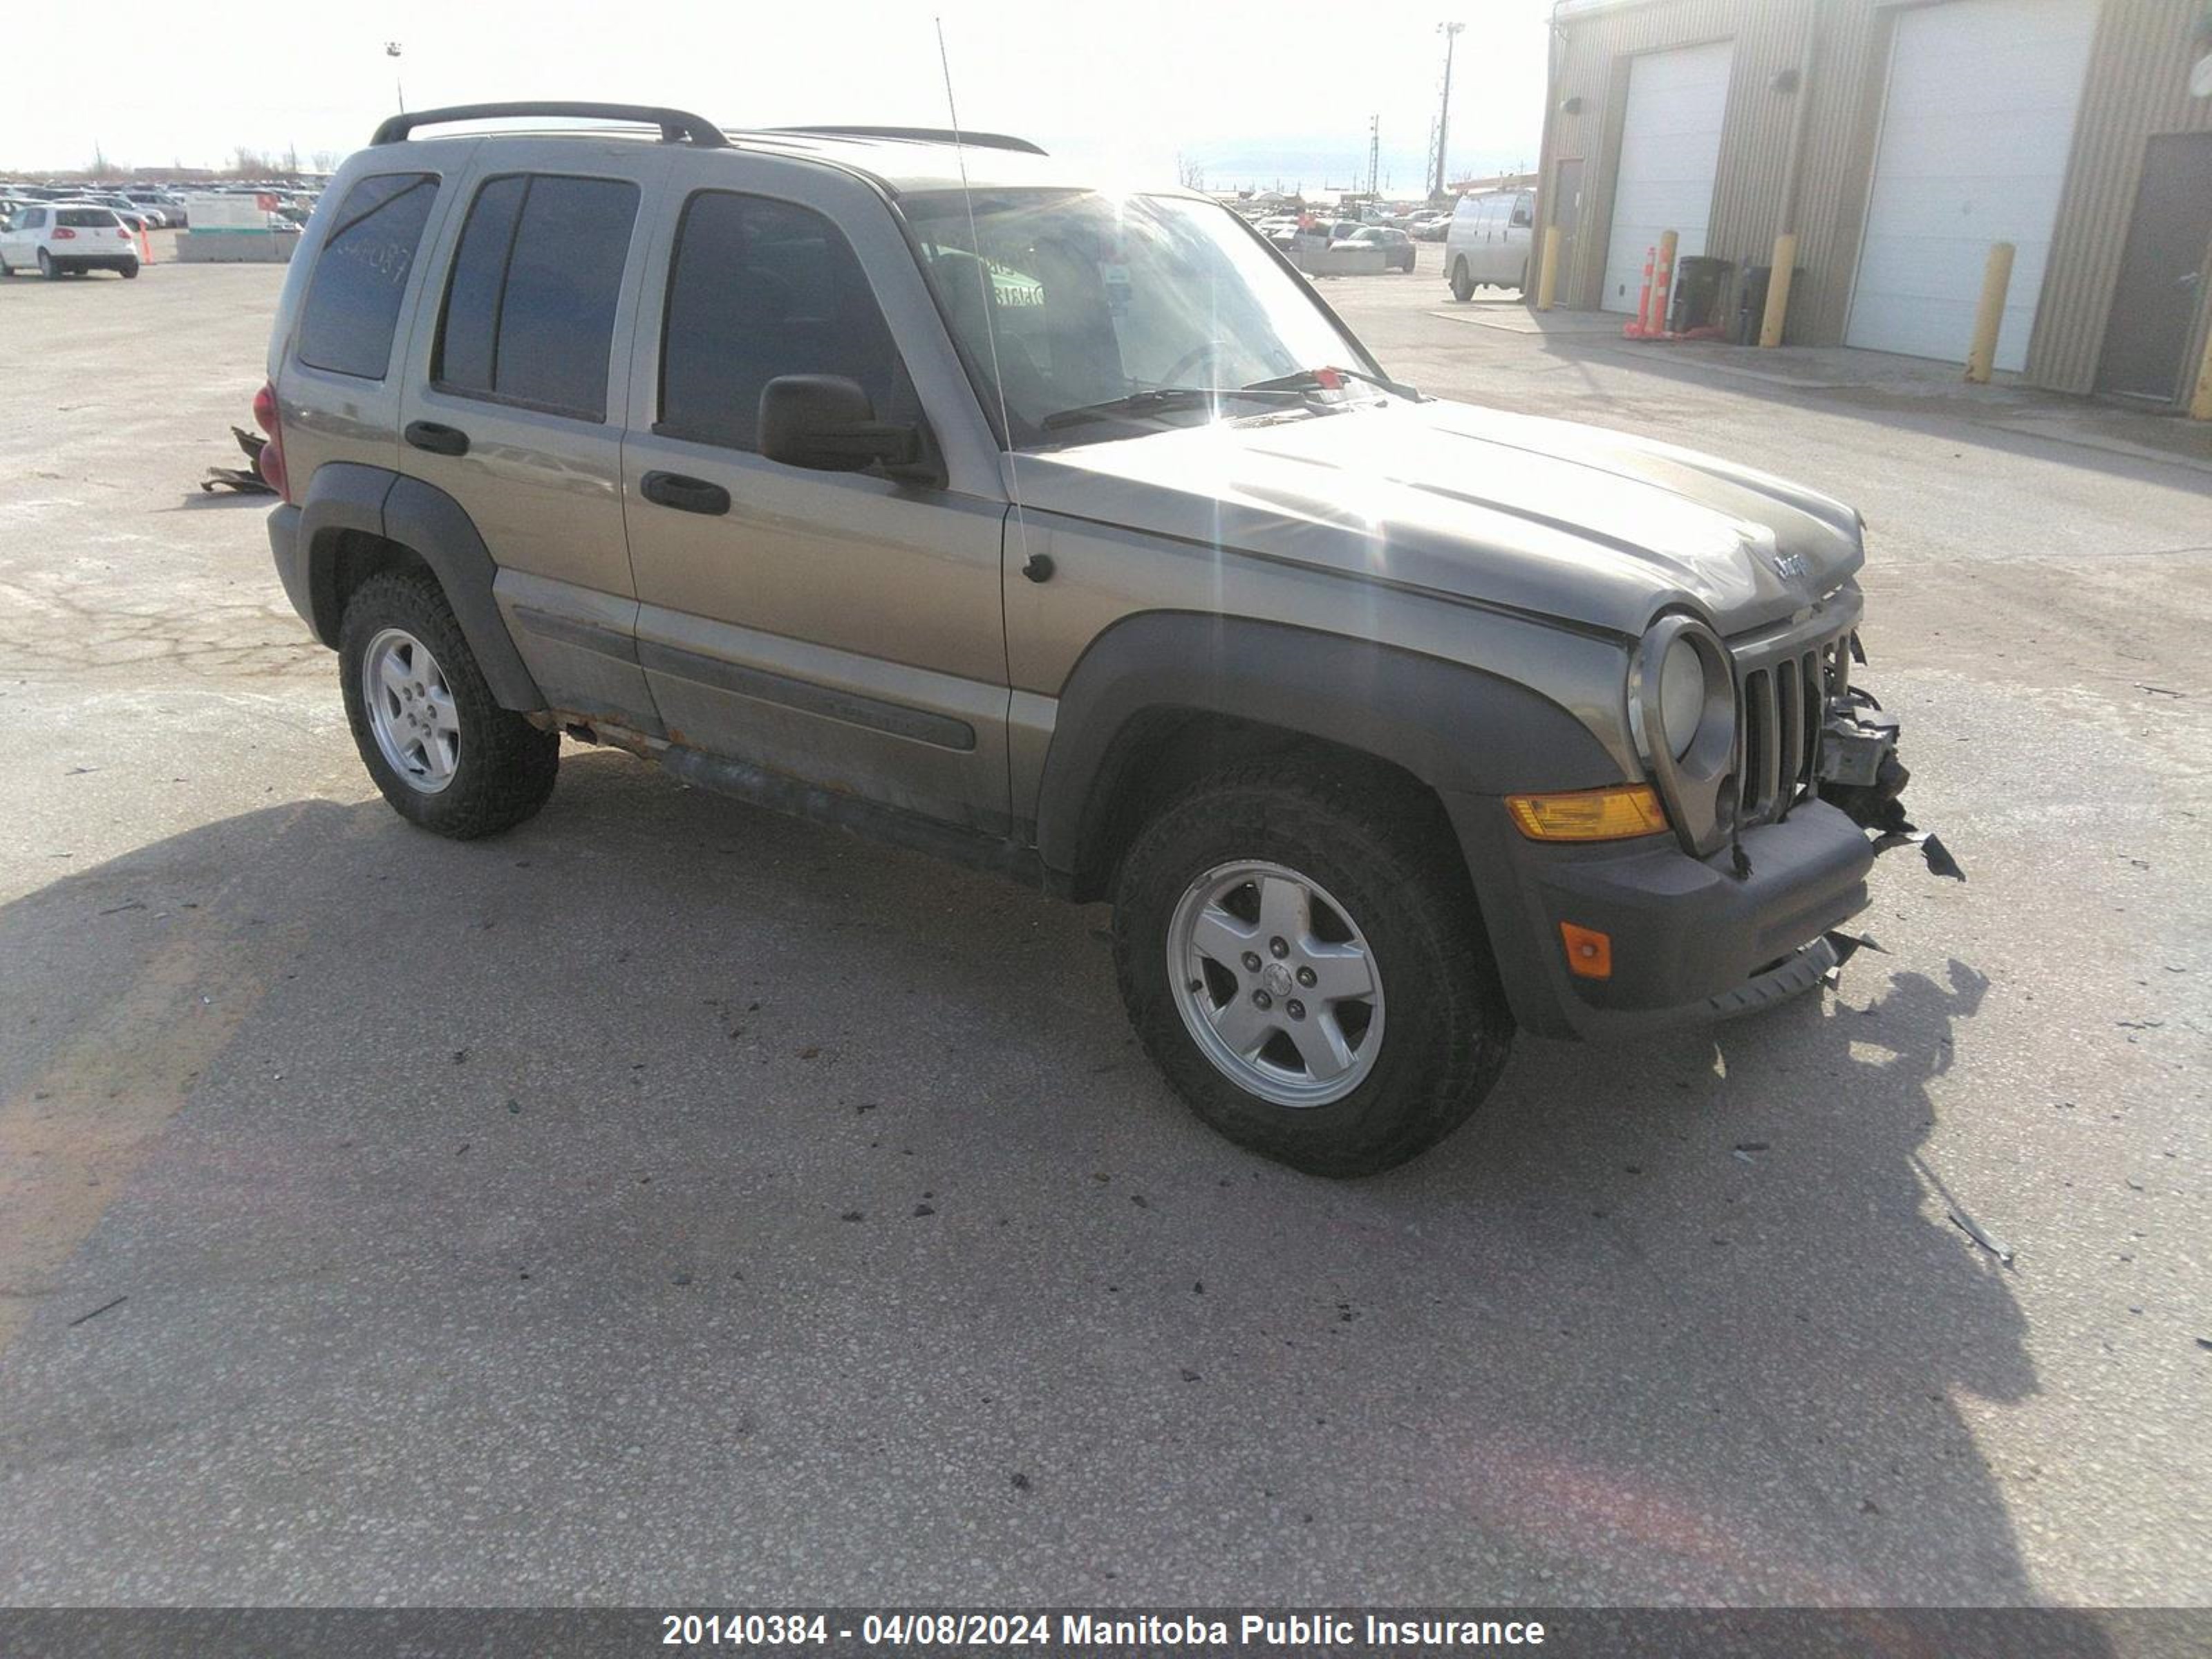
[{"x1": 1447, "y1": 795, "x2": 1877, "y2": 1042}]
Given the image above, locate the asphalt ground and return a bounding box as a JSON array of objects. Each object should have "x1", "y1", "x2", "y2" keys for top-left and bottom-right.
[{"x1": 0, "y1": 237, "x2": 2206, "y2": 1609}]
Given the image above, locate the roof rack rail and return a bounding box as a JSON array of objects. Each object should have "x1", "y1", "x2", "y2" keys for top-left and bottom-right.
[
  {"x1": 767, "y1": 125, "x2": 1047, "y2": 157},
  {"x1": 371, "y1": 102, "x2": 728, "y2": 149}
]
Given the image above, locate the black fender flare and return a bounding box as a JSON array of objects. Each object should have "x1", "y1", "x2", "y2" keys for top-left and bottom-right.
[
  {"x1": 1033, "y1": 611, "x2": 1622, "y2": 883},
  {"x1": 295, "y1": 464, "x2": 543, "y2": 712}
]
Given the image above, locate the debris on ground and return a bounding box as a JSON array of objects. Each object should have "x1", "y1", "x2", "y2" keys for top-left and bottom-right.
[
  {"x1": 199, "y1": 426, "x2": 276, "y2": 495},
  {"x1": 1913, "y1": 1152, "x2": 2016, "y2": 1266}
]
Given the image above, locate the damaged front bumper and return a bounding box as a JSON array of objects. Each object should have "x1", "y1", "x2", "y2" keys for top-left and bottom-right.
[
  {"x1": 1816, "y1": 648, "x2": 1962, "y2": 884},
  {"x1": 1447, "y1": 634, "x2": 1954, "y2": 1043}
]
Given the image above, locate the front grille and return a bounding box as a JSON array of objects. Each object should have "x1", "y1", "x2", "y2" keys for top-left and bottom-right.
[{"x1": 1732, "y1": 624, "x2": 1850, "y2": 827}]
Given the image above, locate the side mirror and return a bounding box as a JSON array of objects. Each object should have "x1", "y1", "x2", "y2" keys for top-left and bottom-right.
[{"x1": 758, "y1": 375, "x2": 921, "y2": 475}]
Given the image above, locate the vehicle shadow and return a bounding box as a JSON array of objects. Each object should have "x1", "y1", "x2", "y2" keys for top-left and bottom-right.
[
  {"x1": 1377, "y1": 955, "x2": 2076, "y2": 1609},
  {"x1": 0, "y1": 751, "x2": 2095, "y2": 1613}
]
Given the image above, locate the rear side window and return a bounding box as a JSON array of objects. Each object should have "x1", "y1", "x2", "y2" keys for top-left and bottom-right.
[
  {"x1": 57, "y1": 208, "x2": 118, "y2": 228},
  {"x1": 657, "y1": 192, "x2": 902, "y2": 452},
  {"x1": 434, "y1": 174, "x2": 639, "y2": 420},
  {"x1": 295, "y1": 173, "x2": 439, "y2": 380}
]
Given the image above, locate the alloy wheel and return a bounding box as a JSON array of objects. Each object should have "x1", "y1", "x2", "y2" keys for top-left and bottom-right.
[
  {"x1": 362, "y1": 627, "x2": 460, "y2": 794},
  {"x1": 1165, "y1": 859, "x2": 1385, "y2": 1107}
]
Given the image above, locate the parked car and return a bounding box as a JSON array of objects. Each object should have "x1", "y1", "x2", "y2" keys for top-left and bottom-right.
[
  {"x1": 0, "y1": 203, "x2": 140, "y2": 277},
  {"x1": 1332, "y1": 225, "x2": 1416, "y2": 272},
  {"x1": 261, "y1": 103, "x2": 1909, "y2": 1176},
  {"x1": 76, "y1": 191, "x2": 152, "y2": 232},
  {"x1": 122, "y1": 190, "x2": 182, "y2": 227},
  {"x1": 1446, "y1": 188, "x2": 1535, "y2": 299},
  {"x1": 1411, "y1": 213, "x2": 1452, "y2": 241}
]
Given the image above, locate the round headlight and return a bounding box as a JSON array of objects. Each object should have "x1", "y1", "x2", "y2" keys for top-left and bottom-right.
[{"x1": 1658, "y1": 633, "x2": 1706, "y2": 759}]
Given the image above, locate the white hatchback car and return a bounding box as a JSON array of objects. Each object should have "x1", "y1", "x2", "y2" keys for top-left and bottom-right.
[{"x1": 0, "y1": 202, "x2": 141, "y2": 279}]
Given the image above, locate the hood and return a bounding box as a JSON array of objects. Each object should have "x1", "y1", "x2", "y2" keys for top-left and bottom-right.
[{"x1": 1009, "y1": 396, "x2": 1864, "y2": 638}]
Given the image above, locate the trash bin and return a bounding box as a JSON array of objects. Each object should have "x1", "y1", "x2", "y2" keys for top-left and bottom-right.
[
  {"x1": 1735, "y1": 264, "x2": 1806, "y2": 344},
  {"x1": 1669, "y1": 256, "x2": 1732, "y2": 333}
]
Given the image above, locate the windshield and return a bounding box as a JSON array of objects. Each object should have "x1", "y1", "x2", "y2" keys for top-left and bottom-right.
[{"x1": 901, "y1": 189, "x2": 1380, "y2": 448}]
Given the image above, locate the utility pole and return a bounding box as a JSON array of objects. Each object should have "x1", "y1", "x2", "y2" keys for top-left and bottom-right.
[
  {"x1": 386, "y1": 41, "x2": 405, "y2": 115},
  {"x1": 1432, "y1": 20, "x2": 1465, "y2": 201},
  {"x1": 1366, "y1": 114, "x2": 1380, "y2": 199}
]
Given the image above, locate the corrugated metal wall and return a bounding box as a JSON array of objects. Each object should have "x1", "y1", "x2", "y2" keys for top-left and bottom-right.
[
  {"x1": 2032, "y1": 0, "x2": 2212, "y2": 394},
  {"x1": 1539, "y1": 0, "x2": 2212, "y2": 402},
  {"x1": 1541, "y1": 0, "x2": 1821, "y2": 322}
]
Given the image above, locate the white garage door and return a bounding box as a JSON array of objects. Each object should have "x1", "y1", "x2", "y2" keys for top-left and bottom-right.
[
  {"x1": 1600, "y1": 40, "x2": 1735, "y2": 314},
  {"x1": 1844, "y1": 0, "x2": 2097, "y2": 371}
]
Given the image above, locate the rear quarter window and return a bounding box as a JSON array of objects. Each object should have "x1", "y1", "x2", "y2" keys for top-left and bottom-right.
[{"x1": 295, "y1": 173, "x2": 440, "y2": 381}]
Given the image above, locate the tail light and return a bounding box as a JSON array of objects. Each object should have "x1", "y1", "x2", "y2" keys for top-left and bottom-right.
[
  {"x1": 51, "y1": 227, "x2": 75, "y2": 241},
  {"x1": 252, "y1": 381, "x2": 291, "y2": 503}
]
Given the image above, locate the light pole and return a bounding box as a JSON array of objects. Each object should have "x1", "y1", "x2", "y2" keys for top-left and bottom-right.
[
  {"x1": 386, "y1": 41, "x2": 404, "y2": 115},
  {"x1": 1432, "y1": 21, "x2": 1464, "y2": 201}
]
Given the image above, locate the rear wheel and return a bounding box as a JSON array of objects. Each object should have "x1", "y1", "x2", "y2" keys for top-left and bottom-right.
[
  {"x1": 338, "y1": 568, "x2": 559, "y2": 839},
  {"x1": 37, "y1": 249, "x2": 57, "y2": 281},
  {"x1": 1113, "y1": 760, "x2": 1514, "y2": 1177},
  {"x1": 1450, "y1": 259, "x2": 1474, "y2": 301},
  {"x1": 120, "y1": 260, "x2": 140, "y2": 279}
]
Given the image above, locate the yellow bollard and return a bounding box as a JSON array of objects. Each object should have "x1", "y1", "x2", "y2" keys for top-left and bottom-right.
[
  {"x1": 1964, "y1": 241, "x2": 2015, "y2": 384},
  {"x1": 2189, "y1": 316, "x2": 2212, "y2": 421},
  {"x1": 1758, "y1": 232, "x2": 1797, "y2": 348},
  {"x1": 1536, "y1": 224, "x2": 1561, "y2": 312}
]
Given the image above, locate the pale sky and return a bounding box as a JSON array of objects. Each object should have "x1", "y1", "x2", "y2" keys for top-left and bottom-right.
[{"x1": 1, "y1": 0, "x2": 1552, "y2": 192}]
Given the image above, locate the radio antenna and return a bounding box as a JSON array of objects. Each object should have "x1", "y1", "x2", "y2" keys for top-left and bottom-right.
[{"x1": 935, "y1": 15, "x2": 1035, "y2": 579}]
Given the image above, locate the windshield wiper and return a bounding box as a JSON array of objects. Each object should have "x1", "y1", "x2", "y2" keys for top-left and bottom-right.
[
  {"x1": 1244, "y1": 364, "x2": 1423, "y2": 400},
  {"x1": 1040, "y1": 386, "x2": 1309, "y2": 433}
]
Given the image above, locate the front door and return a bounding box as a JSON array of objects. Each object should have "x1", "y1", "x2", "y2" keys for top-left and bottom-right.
[
  {"x1": 621, "y1": 158, "x2": 1011, "y2": 834},
  {"x1": 2096, "y1": 132, "x2": 2212, "y2": 404}
]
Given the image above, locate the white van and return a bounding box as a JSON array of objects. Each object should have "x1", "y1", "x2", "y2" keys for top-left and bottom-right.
[{"x1": 1445, "y1": 189, "x2": 1535, "y2": 300}]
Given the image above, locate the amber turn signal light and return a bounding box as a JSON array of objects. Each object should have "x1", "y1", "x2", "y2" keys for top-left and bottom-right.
[
  {"x1": 1559, "y1": 922, "x2": 1613, "y2": 980},
  {"x1": 1505, "y1": 785, "x2": 1668, "y2": 842}
]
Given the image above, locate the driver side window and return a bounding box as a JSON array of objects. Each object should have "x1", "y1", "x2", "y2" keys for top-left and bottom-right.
[{"x1": 657, "y1": 191, "x2": 908, "y2": 453}]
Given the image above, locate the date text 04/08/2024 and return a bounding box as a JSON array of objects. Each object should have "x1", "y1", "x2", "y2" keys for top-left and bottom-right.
[{"x1": 659, "y1": 1612, "x2": 1548, "y2": 1647}]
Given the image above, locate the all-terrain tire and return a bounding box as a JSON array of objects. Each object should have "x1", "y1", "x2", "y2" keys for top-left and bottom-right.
[
  {"x1": 1450, "y1": 259, "x2": 1474, "y2": 301},
  {"x1": 338, "y1": 568, "x2": 558, "y2": 839},
  {"x1": 1112, "y1": 758, "x2": 1515, "y2": 1177}
]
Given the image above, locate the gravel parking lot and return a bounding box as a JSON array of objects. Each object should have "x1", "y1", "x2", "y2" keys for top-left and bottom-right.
[{"x1": 1, "y1": 249, "x2": 2206, "y2": 1608}]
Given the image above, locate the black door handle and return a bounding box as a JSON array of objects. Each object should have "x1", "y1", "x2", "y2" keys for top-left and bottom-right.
[
  {"x1": 404, "y1": 420, "x2": 470, "y2": 457},
  {"x1": 640, "y1": 471, "x2": 731, "y2": 516}
]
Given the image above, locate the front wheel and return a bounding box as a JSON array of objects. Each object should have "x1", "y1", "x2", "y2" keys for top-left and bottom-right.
[
  {"x1": 338, "y1": 568, "x2": 559, "y2": 839},
  {"x1": 1450, "y1": 259, "x2": 1474, "y2": 301},
  {"x1": 1113, "y1": 760, "x2": 1514, "y2": 1177}
]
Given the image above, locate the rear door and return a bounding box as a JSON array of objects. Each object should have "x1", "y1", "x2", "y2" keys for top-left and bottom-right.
[
  {"x1": 395, "y1": 140, "x2": 673, "y2": 733},
  {"x1": 620, "y1": 152, "x2": 1012, "y2": 833}
]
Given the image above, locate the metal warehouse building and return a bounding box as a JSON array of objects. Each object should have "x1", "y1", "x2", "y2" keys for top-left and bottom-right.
[{"x1": 1535, "y1": 0, "x2": 2212, "y2": 409}]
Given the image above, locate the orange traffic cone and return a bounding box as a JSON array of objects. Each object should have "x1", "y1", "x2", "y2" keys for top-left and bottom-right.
[{"x1": 138, "y1": 223, "x2": 153, "y2": 263}]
